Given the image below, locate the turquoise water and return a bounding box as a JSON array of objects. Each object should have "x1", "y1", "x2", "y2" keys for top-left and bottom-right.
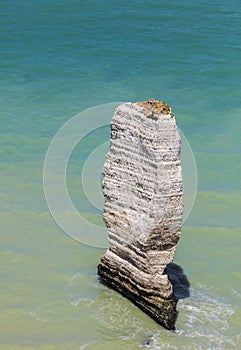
[{"x1": 1, "y1": 0, "x2": 241, "y2": 349}]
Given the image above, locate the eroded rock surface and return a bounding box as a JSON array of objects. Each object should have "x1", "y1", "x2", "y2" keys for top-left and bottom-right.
[{"x1": 98, "y1": 100, "x2": 183, "y2": 330}]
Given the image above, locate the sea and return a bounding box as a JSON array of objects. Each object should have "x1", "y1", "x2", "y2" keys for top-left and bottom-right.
[{"x1": 1, "y1": 0, "x2": 241, "y2": 349}]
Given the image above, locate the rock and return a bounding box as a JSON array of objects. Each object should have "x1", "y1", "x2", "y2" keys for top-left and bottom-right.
[{"x1": 97, "y1": 100, "x2": 183, "y2": 330}]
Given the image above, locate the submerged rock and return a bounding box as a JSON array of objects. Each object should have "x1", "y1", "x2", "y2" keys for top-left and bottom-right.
[{"x1": 98, "y1": 100, "x2": 183, "y2": 330}]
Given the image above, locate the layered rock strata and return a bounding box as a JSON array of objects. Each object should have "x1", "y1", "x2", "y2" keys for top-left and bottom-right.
[{"x1": 98, "y1": 100, "x2": 183, "y2": 330}]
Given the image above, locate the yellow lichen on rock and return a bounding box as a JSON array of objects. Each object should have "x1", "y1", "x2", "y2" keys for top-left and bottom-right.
[{"x1": 137, "y1": 99, "x2": 174, "y2": 118}]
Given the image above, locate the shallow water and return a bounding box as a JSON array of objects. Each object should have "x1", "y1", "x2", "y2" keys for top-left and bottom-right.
[{"x1": 1, "y1": 0, "x2": 241, "y2": 349}]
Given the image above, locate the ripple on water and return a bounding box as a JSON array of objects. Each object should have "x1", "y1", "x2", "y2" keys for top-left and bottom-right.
[
  {"x1": 85, "y1": 282, "x2": 238, "y2": 350},
  {"x1": 177, "y1": 285, "x2": 236, "y2": 349}
]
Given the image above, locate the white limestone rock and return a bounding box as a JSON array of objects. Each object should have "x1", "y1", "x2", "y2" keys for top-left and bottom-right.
[{"x1": 98, "y1": 100, "x2": 183, "y2": 330}]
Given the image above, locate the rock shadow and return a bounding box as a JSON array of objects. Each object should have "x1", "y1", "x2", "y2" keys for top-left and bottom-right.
[{"x1": 164, "y1": 263, "x2": 190, "y2": 299}]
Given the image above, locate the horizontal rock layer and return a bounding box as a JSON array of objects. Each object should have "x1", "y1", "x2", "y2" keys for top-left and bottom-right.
[{"x1": 98, "y1": 100, "x2": 183, "y2": 330}]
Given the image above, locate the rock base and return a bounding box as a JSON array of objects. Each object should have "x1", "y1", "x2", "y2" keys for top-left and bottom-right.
[{"x1": 98, "y1": 251, "x2": 178, "y2": 331}]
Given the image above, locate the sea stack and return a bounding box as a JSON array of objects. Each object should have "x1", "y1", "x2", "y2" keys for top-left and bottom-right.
[{"x1": 98, "y1": 100, "x2": 183, "y2": 330}]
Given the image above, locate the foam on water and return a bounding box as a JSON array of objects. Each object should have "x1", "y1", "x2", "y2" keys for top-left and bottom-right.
[
  {"x1": 67, "y1": 274, "x2": 239, "y2": 349},
  {"x1": 177, "y1": 287, "x2": 235, "y2": 348}
]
